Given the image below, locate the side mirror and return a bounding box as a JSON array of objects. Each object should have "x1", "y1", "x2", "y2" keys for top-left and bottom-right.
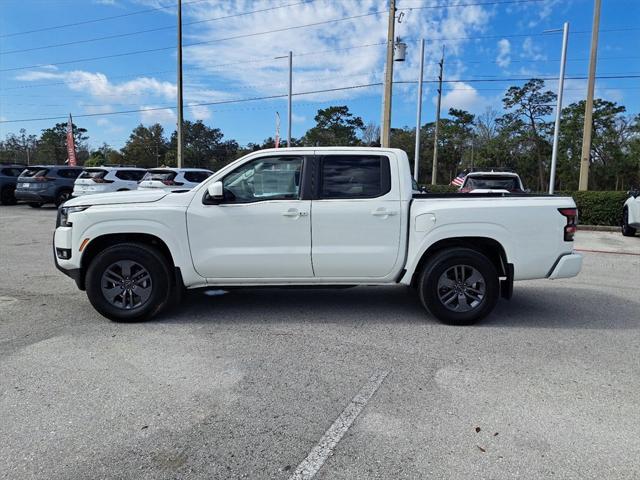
[{"x1": 207, "y1": 181, "x2": 224, "y2": 199}]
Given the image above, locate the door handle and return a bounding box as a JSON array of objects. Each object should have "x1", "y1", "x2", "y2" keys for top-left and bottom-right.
[
  {"x1": 371, "y1": 208, "x2": 398, "y2": 217},
  {"x1": 282, "y1": 208, "x2": 308, "y2": 217}
]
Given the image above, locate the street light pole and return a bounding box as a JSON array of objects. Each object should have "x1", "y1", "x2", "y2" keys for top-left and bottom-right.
[
  {"x1": 380, "y1": 0, "x2": 396, "y2": 148},
  {"x1": 549, "y1": 22, "x2": 569, "y2": 194},
  {"x1": 578, "y1": 0, "x2": 601, "y2": 191},
  {"x1": 431, "y1": 46, "x2": 444, "y2": 185},
  {"x1": 287, "y1": 50, "x2": 292, "y2": 148},
  {"x1": 413, "y1": 39, "x2": 425, "y2": 182},
  {"x1": 176, "y1": 0, "x2": 184, "y2": 168}
]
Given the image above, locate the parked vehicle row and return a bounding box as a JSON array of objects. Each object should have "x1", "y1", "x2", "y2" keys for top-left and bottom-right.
[{"x1": 0, "y1": 164, "x2": 213, "y2": 207}]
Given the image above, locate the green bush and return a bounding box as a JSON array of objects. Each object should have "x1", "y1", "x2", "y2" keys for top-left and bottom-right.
[{"x1": 556, "y1": 191, "x2": 628, "y2": 226}]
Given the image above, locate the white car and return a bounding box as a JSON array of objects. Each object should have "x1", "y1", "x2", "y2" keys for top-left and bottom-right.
[
  {"x1": 54, "y1": 147, "x2": 582, "y2": 325},
  {"x1": 460, "y1": 171, "x2": 525, "y2": 193},
  {"x1": 73, "y1": 167, "x2": 147, "y2": 197},
  {"x1": 137, "y1": 168, "x2": 213, "y2": 192},
  {"x1": 622, "y1": 189, "x2": 639, "y2": 236}
]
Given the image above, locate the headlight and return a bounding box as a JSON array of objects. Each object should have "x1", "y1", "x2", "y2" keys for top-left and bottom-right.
[{"x1": 58, "y1": 206, "x2": 90, "y2": 227}]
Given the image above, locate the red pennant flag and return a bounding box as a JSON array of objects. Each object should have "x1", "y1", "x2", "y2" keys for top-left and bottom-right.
[{"x1": 66, "y1": 114, "x2": 77, "y2": 166}]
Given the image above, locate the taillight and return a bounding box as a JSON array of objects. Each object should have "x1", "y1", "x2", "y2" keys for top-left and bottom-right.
[{"x1": 558, "y1": 208, "x2": 578, "y2": 241}]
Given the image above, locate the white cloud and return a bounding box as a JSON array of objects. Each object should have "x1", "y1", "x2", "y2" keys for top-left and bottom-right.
[
  {"x1": 140, "y1": 106, "x2": 176, "y2": 124},
  {"x1": 521, "y1": 37, "x2": 547, "y2": 61},
  {"x1": 188, "y1": 103, "x2": 212, "y2": 121},
  {"x1": 438, "y1": 83, "x2": 492, "y2": 113},
  {"x1": 496, "y1": 39, "x2": 511, "y2": 68}
]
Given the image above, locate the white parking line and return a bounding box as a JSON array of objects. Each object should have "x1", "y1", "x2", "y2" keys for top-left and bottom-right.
[{"x1": 288, "y1": 370, "x2": 390, "y2": 480}]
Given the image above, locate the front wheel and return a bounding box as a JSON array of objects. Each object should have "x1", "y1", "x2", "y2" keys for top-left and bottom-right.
[
  {"x1": 85, "y1": 243, "x2": 172, "y2": 322},
  {"x1": 418, "y1": 248, "x2": 499, "y2": 325},
  {"x1": 1, "y1": 186, "x2": 17, "y2": 205},
  {"x1": 55, "y1": 190, "x2": 72, "y2": 207},
  {"x1": 622, "y1": 209, "x2": 636, "y2": 237}
]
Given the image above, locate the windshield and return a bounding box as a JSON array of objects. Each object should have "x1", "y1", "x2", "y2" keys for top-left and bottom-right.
[
  {"x1": 78, "y1": 169, "x2": 108, "y2": 179},
  {"x1": 464, "y1": 176, "x2": 521, "y2": 191}
]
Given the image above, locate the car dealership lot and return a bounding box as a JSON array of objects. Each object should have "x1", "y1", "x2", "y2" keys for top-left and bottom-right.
[{"x1": 1, "y1": 205, "x2": 639, "y2": 480}]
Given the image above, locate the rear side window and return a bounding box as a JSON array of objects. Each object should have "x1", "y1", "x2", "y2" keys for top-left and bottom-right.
[
  {"x1": 20, "y1": 168, "x2": 49, "y2": 178},
  {"x1": 78, "y1": 169, "x2": 108, "y2": 180},
  {"x1": 183, "y1": 171, "x2": 212, "y2": 183},
  {"x1": 57, "y1": 169, "x2": 83, "y2": 179},
  {"x1": 143, "y1": 170, "x2": 177, "y2": 182},
  {"x1": 319, "y1": 155, "x2": 390, "y2": 199},
  {"x1": 1, "y1": 168, "x2": 24, "y2": 177},
  {"x1": 116, "y1": 170, "x2": 146, "y2": 181}
]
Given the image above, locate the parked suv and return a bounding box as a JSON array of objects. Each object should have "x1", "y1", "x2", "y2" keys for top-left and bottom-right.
[
  {"x1": 0, "y1": 164, "x2": 26, "y2": 205},
  {"x1": 15, "y1": 165, "x2": 83, "y2": 207},
  {"x1": 137, "y1": 168, "x2": 213, "y2": 192},
  {"x1": 73, "y1": 166, "x2": 147, "y2": 197},
  {"x1": 622, "y1": 188, "x2": 639, "y2": 237}
]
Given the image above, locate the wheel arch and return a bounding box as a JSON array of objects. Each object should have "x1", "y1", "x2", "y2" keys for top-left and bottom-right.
[
  {"x1": 78, "y1": 233, "x2": 176, "y2": 290},
  {"x1": 408, "y1": 236, "x2": 509, "y2": 288}
]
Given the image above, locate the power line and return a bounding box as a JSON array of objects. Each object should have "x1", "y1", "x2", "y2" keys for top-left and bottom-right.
[
  {"x1": 2, "y1": 74, "x2": 639, "y2": 124},
  {"x1": 0, "y1": 10, "x2": 386, "y2": 72},
  {"x1": 0, "y1": 1, "x2": 316, "y2": 55},
  {"x1": 0, "y1": 0, "x2": 212, "y2": 38}
]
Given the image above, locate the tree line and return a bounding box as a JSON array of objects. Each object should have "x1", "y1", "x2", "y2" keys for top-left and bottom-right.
[{"x1": 1, "y1": 78, "x2": 638, "y2": 190}]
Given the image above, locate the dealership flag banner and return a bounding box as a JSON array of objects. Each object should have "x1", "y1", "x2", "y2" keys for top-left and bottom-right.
[
  {"x1": 274, "y1": 112, "x2": 281, "y2": 149},
  {"x1": 66, "y1": 114, "x2": 77, "y2": 166}
]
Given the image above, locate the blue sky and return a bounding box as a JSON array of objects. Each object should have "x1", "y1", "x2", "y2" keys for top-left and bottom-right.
[{"x1": 1, "y1": 0, "x2": 639, "y2": 151}]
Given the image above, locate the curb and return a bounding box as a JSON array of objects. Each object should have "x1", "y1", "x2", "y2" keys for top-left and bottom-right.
[{"x1": 578, "y1": 225, "x2": 619, "y2": 232}]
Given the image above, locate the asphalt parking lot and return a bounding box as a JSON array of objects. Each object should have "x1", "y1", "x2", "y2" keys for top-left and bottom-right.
[{"x1": 1, "y1": 204, "x2": 639, "y2": 480}]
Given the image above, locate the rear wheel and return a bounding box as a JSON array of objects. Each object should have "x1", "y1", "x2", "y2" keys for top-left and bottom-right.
[
  {"x1": 622, "y1": 208, "x2": 636, "y2": 237},
  {"x1": 28, "y1": 202, "x2": 42, "y2": 208},
  {"x1": 418, "y1": 248, "x2": 499, "y2": 325},
  {"x1": 85, "y1": 243, "x2": 172, "y2": 322},
  {"x1": 1, "y1": 186, "x2": 17, "y2": 205},
  {"x1": 55, "y1": 189, "x2": 72, "y2": 207}
]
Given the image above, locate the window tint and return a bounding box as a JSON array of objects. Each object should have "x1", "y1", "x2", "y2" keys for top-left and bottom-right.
[
  {"x1": 222, "y1": 156, "x2": 302, "y2": 203},
  {"x1": 184, "y1": 171, "x2": 212, "y2": 183},
  {"x1": 57, "y1": 169, "x2": 83, "y2": 179},
  {"x1": 116, "y1": 169, "x2": 146, "y2": 181},
  {"x1": 78, "y1": 169, "x2": 108, "y2": 180},
  {"x1": 19, "y1": 168, "x2": 49, "y2": 178},
  {"x1": 1, "y1": 168, "x2": 23, "y2": 177},
  {"x1": 319, "y1": 155, "x2": 389, "y2": 199},
  {"x1": 464, "y1": 176, "x2": 521, "y2": 191},
  {"x1": 142, "y1": 170, "x2": 177, "y2": 182}
]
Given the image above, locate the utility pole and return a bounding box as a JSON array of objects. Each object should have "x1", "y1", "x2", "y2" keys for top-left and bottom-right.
[
  {"x1": 549, "y1": 22, "x2": 569, "y2": 194},
  {"x1": 578, "y1": 0, "x2": 601, "y2": 191},
  {"x1": 287, "y1": 50, "x2": 293, "y2": 148},
  {"x1": 413, "y1": 39, "x2": 425, "y2": 182},
  {"x1": 176, "y1": 0, "x2": 184, "y2": 168},
  {"x1": 380, "y1": 0, "x2": 396, "y2": 148},
  {"x1": 431, "y1": 46, "x2": 444, "y2": 185}
]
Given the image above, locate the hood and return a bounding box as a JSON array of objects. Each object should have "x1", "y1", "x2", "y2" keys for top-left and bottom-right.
[{"x1": 64, "y1": 189, "x2": 168, "y2": 207}]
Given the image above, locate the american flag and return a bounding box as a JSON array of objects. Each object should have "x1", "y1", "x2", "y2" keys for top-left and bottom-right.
[{"x1": 450, "y1": 171, "x2": 466, "y2": 187}]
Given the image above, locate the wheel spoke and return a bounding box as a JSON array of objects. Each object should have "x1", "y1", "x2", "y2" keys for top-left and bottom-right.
[
  {"x1": 466, "y1": 270, "x2": 484, "y2": 286},
  {"x1": 456, "y1": 293, "x2": 470, "y2": 311},
  {"x1": 102, "y1": 285, "x2": 122, "y2": 303},
  {"x1": 119, "y1": 260, "x2": 134, "y2": 279},
  {"x1": 101, "y1": 260, "x2": 152, "y2": 310},
  {"x1": 441, "y1": 290, "x2": 458, "y2": 306},
  {"x1": 105, "y1": 268, "x2": 122, "y2": 283}
]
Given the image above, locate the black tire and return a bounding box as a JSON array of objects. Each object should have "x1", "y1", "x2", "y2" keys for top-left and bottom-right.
[
  {"x1": 1, "y1": 186, "x2": 17, "y2": 205},
  {"x1": 622, "y1": 208, "x2": 636, "y2": 237},
  {"x1": 418, "y1": 248, "x2": 499, "y2": 325},
  {"x1": 85, "y1": 243, "x2": 173, "y2": 322},
  {"x1": 28, "y1": 202, "x2": 42, "y2": 208},
  {"x1": 55, "y1": 189, "x2": 72, "y2": 207}
]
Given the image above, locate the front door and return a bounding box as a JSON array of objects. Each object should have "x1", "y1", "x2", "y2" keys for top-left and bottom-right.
[
  {"x1": 311, "y1": 153, "x2": 402, "y2": 278},
  {"x1": 187, "y1": 155, "x2": 313, "y2": 279}
]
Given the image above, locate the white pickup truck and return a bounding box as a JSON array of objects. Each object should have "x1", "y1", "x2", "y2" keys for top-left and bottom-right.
[{"x1": 54, "y1": 147, "x2": 582, "y2": 325}]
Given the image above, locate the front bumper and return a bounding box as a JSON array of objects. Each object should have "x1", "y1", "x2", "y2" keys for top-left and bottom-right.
[
  {"x1": 548, "y1": 252, "x2": 583, "y2": 279},
  {"x1": 53, "y1": 227, "x2": 84, "y2": 289}
]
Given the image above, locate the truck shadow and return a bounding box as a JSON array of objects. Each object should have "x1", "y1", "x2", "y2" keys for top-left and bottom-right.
[{"x1": 160, "y1": 284, "x2": 639, "y2": 330}]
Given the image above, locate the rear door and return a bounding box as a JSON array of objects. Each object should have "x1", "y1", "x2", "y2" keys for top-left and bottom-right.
[{"x1": 311, "y1": 153, "x2": 402, "y2": 278}]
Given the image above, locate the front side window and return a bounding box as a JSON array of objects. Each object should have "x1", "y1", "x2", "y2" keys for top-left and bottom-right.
[
  {"x1": 319, "y1": 155, "x2": 390, "y2": 199},
  {"x1": 222, "y1": 156, "x2": 302, "y2": 203}
]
